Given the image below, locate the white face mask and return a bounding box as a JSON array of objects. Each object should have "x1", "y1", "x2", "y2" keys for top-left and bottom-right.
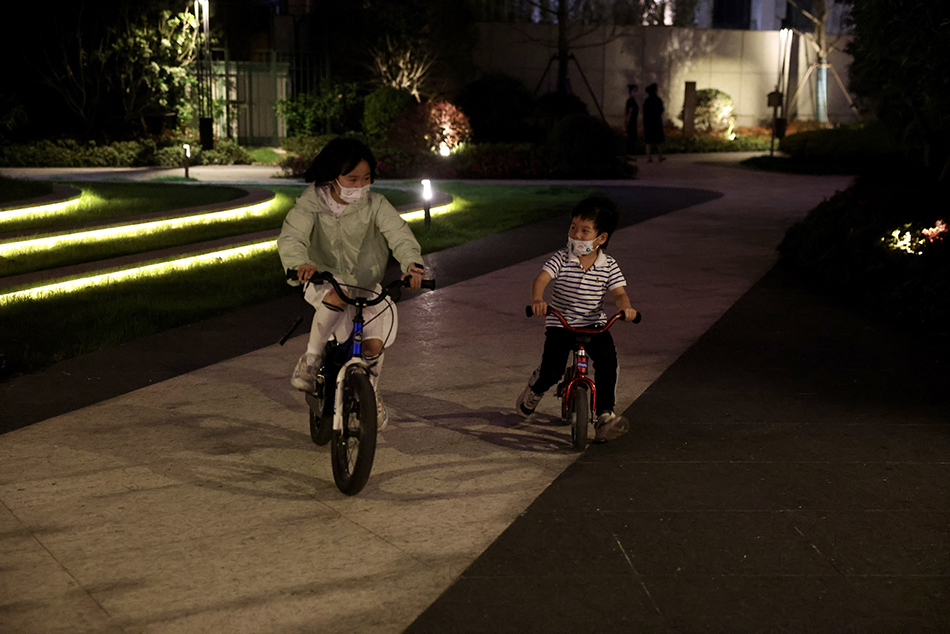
[
  {"x1": 335, "y1": 179, "x2": 370, "y2": 203},
  {"x1": 568, "y1": 236, "x2": 598, "y2": 256}
]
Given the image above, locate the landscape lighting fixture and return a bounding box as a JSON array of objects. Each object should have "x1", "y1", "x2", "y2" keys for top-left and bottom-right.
[{"x1": 422, "y1": 179, "x2": 432, "y2": 228}]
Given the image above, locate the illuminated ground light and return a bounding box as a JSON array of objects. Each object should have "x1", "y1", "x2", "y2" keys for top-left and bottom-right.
[
  {"x1": 0, "y1": 199, "x2": 275, "y2": 258},
  {"x1": 0, "y1": 240, "x2": 278, "y2": 306},
  {"x1": 400, "y1": 203, "x2": 454, "y2": 223},
  {"x1": 0, "y1": 197, "x2": 81, "y2": 224},
  {"x1": 0, "y1": 198, "x2": 444, "y2": 306}
]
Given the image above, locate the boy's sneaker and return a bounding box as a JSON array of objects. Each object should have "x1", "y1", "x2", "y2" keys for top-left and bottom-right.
[
  {"x1": 594, "y1": 411, "x2": 629, "y2": 442},
  {"x1": 291, "y1": 353, "x2": 321, "y2": 392},
  {"x1": 516, "y1": 385, "x2": 543, "y2": 418},
  {"x1": 375, "y1": 390, "x2": 389, "y2": 430}
]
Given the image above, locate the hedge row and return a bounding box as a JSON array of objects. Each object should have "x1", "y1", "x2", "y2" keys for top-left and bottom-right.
[
  {"x1": 779, "y1": 175, "x2": 949, "y2": 334},
  {"x1": 0, "y1": 139, "x2": 254, "y2": 168}
]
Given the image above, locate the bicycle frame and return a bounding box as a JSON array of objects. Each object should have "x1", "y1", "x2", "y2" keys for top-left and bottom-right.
[
  {"x1": 536, "y1": 306, "x2": 626, "y2": 423},
  {"x1": 560, "y1": 344, "x2": 597, "y2": 420}
]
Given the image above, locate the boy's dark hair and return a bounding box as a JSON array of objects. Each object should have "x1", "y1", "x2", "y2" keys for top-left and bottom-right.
[
  {"x1": 304, "y1": 137, "x2": 378, "y2": 185},
  {"x1": 572, "y1": 195, "x2": 619, "y2": 247}
]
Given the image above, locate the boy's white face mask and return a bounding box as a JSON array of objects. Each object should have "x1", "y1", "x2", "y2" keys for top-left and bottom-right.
[
  {"x1": 567, "y1": 236, "x2": 598, "y2": 257},
  {"x1": 336, "y1": 179, "x2": 370, "y2": 203}
]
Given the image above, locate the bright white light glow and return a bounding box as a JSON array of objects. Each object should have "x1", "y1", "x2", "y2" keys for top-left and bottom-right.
[
  {"x1": 0, "y1": 199, "x2": 274, "y2": 258},
  {"x1": 439, "y1": 143, "x2": 451, "y2": 157},
  {"x1": 401, "y1": 203, "x2": 452, "y2": 222},
  {"x1": 421, "y1": 179, "x2": 432, "y2": 201},
  {"x1": 0, "y1": 240, "x2": 277, "y2": 306},
  {"x1": 184, "y1": 143, "x2": 191, "y2": 158},
  {"x1": 0, "y1": 198, "x2": 80, "y2": 224}
]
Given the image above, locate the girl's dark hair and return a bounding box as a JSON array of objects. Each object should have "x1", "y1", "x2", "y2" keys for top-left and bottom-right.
[
  {"x1": 572, "y1": 195, "x2": 619, "y2": 247},
  {"x1": 303, "y1": 137, "x2": 377, "y2": 185}
]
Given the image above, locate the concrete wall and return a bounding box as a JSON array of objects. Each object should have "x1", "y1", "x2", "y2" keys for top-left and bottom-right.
[{"x1": 474, "y1": 22, "x2": 856, "y2": 130}]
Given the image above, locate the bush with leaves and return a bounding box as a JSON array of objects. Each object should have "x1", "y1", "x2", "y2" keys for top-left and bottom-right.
[
  {"x1": 363, "y1": 87, "x2": 416, "y2": 139},
  {"x1": 386, "y1": 101, "x2": 473, "y2": 154},
  {"x1": 199, "y1": 139, "x2": 254, "y2": 165},
  {"x1": 548, "y1": 114, "x2": 625, "y2": 178},
  {"x1": 456, "y1": 73, "x2": 536, "y2": 143},
  {"x1": 0, "y1": 137, "x2": 255, "y2": 168},
  {"x1": 277, "y1": 83, "x2": 363, "y2": 137},
  {"x1": 779, "y1": 175, "x2": 950, "y2": 333},
  {"x1": 684, "y1": 89, "x2": 736, "y2": 136},
  {"x1": 450, "y1": 143, "x2": 558, "y2": 179}
]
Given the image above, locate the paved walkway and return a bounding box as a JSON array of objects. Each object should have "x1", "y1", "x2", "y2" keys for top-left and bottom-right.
[{"x1": 2, "y1": 155, "x2": 947, "y2": 633}]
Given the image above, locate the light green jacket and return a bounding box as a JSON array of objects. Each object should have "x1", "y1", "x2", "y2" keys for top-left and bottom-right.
[{"x1": 277, "y1": 185, "x2": 422, "y2": 289}]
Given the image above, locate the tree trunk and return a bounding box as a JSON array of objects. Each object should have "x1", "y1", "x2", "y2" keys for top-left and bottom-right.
[{"x1": 556, "y1": 0, "x2": 571, "y2": 94}]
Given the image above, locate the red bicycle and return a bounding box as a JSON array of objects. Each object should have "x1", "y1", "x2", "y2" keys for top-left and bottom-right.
[{"x1": 525, "y1": 305, "x2": 640, "y2": 450}]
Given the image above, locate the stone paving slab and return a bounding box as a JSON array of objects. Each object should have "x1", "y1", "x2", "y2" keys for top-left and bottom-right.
[{"x1": 0, "y1": 157, "x2": 862, "y2": 633}]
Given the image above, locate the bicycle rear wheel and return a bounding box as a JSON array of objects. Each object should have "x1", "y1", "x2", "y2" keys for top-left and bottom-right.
[
  {"x1": 570, "y1": 384, "x2": 591, "y2": 451},
  {"x1": 330, "y1": 371, "x2": 378, "y2": 495}
]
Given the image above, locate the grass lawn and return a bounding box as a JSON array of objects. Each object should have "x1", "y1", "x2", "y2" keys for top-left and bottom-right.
[
  {"x1": 1, "y1": 182, "x2": 590, "y2": 380},
  {"x1": 0, "y1": 176, "x2": 54, "y2": 205},
  {"x1": 1, "y1": 182, "x2": 250, "y2": 235}
]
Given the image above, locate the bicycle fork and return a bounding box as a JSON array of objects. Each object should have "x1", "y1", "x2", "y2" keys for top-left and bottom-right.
[
  {"x1": 330, "y1": 305, "x2": 372, "y2": 433},
  {"x1": 562, "y1": 346, "x2": 597, "y2": 419}
]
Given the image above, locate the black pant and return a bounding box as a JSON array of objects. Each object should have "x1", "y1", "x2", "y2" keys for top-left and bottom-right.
[{"x1": 529, "y1": 327, "x2": 618, "y2": 415}]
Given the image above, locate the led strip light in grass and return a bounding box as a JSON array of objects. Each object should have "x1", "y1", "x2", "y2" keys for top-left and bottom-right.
[
  {"x1": 0, "y1": 199, "x2": 275, "y2": 258},
  {"x1": 0, "y1": 240, "x2": 278, "y2": 306},
  {"x1": 0, "y1": 200, "x2": 445, "y2": 307},
  {"x1": 0, "y1": 198, "x2": 80, "y2": 224}
]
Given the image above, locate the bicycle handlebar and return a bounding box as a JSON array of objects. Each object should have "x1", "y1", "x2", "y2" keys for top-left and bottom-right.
[
  {"x1": 287, "y1": 267, "x2": 435, "y2": 308},
  {"x1": 524, "y1": 305, "x2": 641, "y2": 332}
]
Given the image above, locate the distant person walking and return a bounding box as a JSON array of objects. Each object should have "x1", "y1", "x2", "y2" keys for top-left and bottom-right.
[
  {"x1": 643, "y1": 83, "x2": 665, "y2": 163},
  {"x1": 624, "y1": 83, "x2": 639, "y2": 158}
]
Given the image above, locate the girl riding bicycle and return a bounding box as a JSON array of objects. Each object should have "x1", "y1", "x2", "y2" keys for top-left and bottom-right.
[
  {"x1": 518, "y1": 195, "x2": 638, "y2": 442},
  {"x1": 277, "y1": 138, "x2": 425, "y2": 428}
]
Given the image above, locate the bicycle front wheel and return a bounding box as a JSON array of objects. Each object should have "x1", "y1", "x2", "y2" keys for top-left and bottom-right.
[
  {"x1": 570, "y1": 384, "x2": 591, "y2": 451},
  {"x1": 331, "y1": 371, "x2": 378, "y2": 495}
]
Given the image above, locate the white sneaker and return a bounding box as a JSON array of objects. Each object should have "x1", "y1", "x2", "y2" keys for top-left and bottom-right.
[
  {"x1": 516, "y1": 384, "x2": 543, "y2": 418},
  {"x1": 376, "y1": 392, "x2": 389, "y2": 431},
  {"x1": 594, "y1": 411, "x2": 629, "y2": 442},
  {"x1": 291, "y1": 353, "x2": 321, "y2": 392}
]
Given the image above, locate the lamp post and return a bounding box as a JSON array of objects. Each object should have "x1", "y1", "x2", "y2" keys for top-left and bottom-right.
[
  {"x1": 421, "y1": 179, "x2": 432, "y2": 229},
  {"x1": 183, "y1": 144, "x2": 191, "y2": 178},
  {"x1": 195, "y1": 0, "x2": 213, "y2": 151}
]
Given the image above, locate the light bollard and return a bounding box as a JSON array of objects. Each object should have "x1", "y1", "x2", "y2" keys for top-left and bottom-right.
[{"x1": 421, "y1": 179, "x2": 433, "y2": 229}]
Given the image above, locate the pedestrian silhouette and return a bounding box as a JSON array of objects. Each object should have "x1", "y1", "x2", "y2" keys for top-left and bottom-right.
[
  {"x1": 624, "y1": 84, "x2": 639, "y2": 159},
  {"x1": 643, "y1": 83, "x2": 665, "y2": 163}
]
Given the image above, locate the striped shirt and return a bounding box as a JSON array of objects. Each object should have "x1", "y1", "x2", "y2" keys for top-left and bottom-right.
[{"x1": 543, "y1": 248, "x2": 627, "y2": 328}]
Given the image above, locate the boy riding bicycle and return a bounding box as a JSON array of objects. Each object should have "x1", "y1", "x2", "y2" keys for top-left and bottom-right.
[{"x1": 518, "y1": 195, "x2": 638, "y2": 442}]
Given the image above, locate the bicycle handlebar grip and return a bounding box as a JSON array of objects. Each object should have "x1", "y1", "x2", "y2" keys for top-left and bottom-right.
[
  {"x1": 632, "y1": 311, "x2": 642, "y2": 324},
  {"x1": 421, "y1": 279, "x2": 436, "y2": 290},
  {"x1": 525, "y1": 305, "x2": 533, "y2": 317}
]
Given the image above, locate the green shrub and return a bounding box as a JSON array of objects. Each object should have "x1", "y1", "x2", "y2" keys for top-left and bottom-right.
[
  {"x1": 450, "y1": 143, "x2": 558, "y2": 179},
  {"x1": 548, "y1": 114, "x2": 625, "y2": 178},
  {"x1": 779, "y1": 122, "x2": 900, "y2": 160},
  {"x1": 385, "y1": 101, "x2": 473, "y2": 155},
  {"x1": 456, "y1": 73, "x2": 536, "y2": 143},
  {"x1": 281, "y1": 135, "x2": 337, "y2": 160},
  {"x1": 779, "y1": 176, "x2": 950, "y2": 333},
  {"x1": 363, "y1": 87, "x2": 416, "y2": 139},
  {"x1": 154, "y1": 145, "x2": 187, "y2": 167},
  {"x1": 200, "y1": 139, "x2": 254, "y2": 165},
  {"x1": 687, "y1": 89, "x2": 736, "y2": 135},
  {"x1": 276, "y1": 83, "x2": 363, "y2": 136}
]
